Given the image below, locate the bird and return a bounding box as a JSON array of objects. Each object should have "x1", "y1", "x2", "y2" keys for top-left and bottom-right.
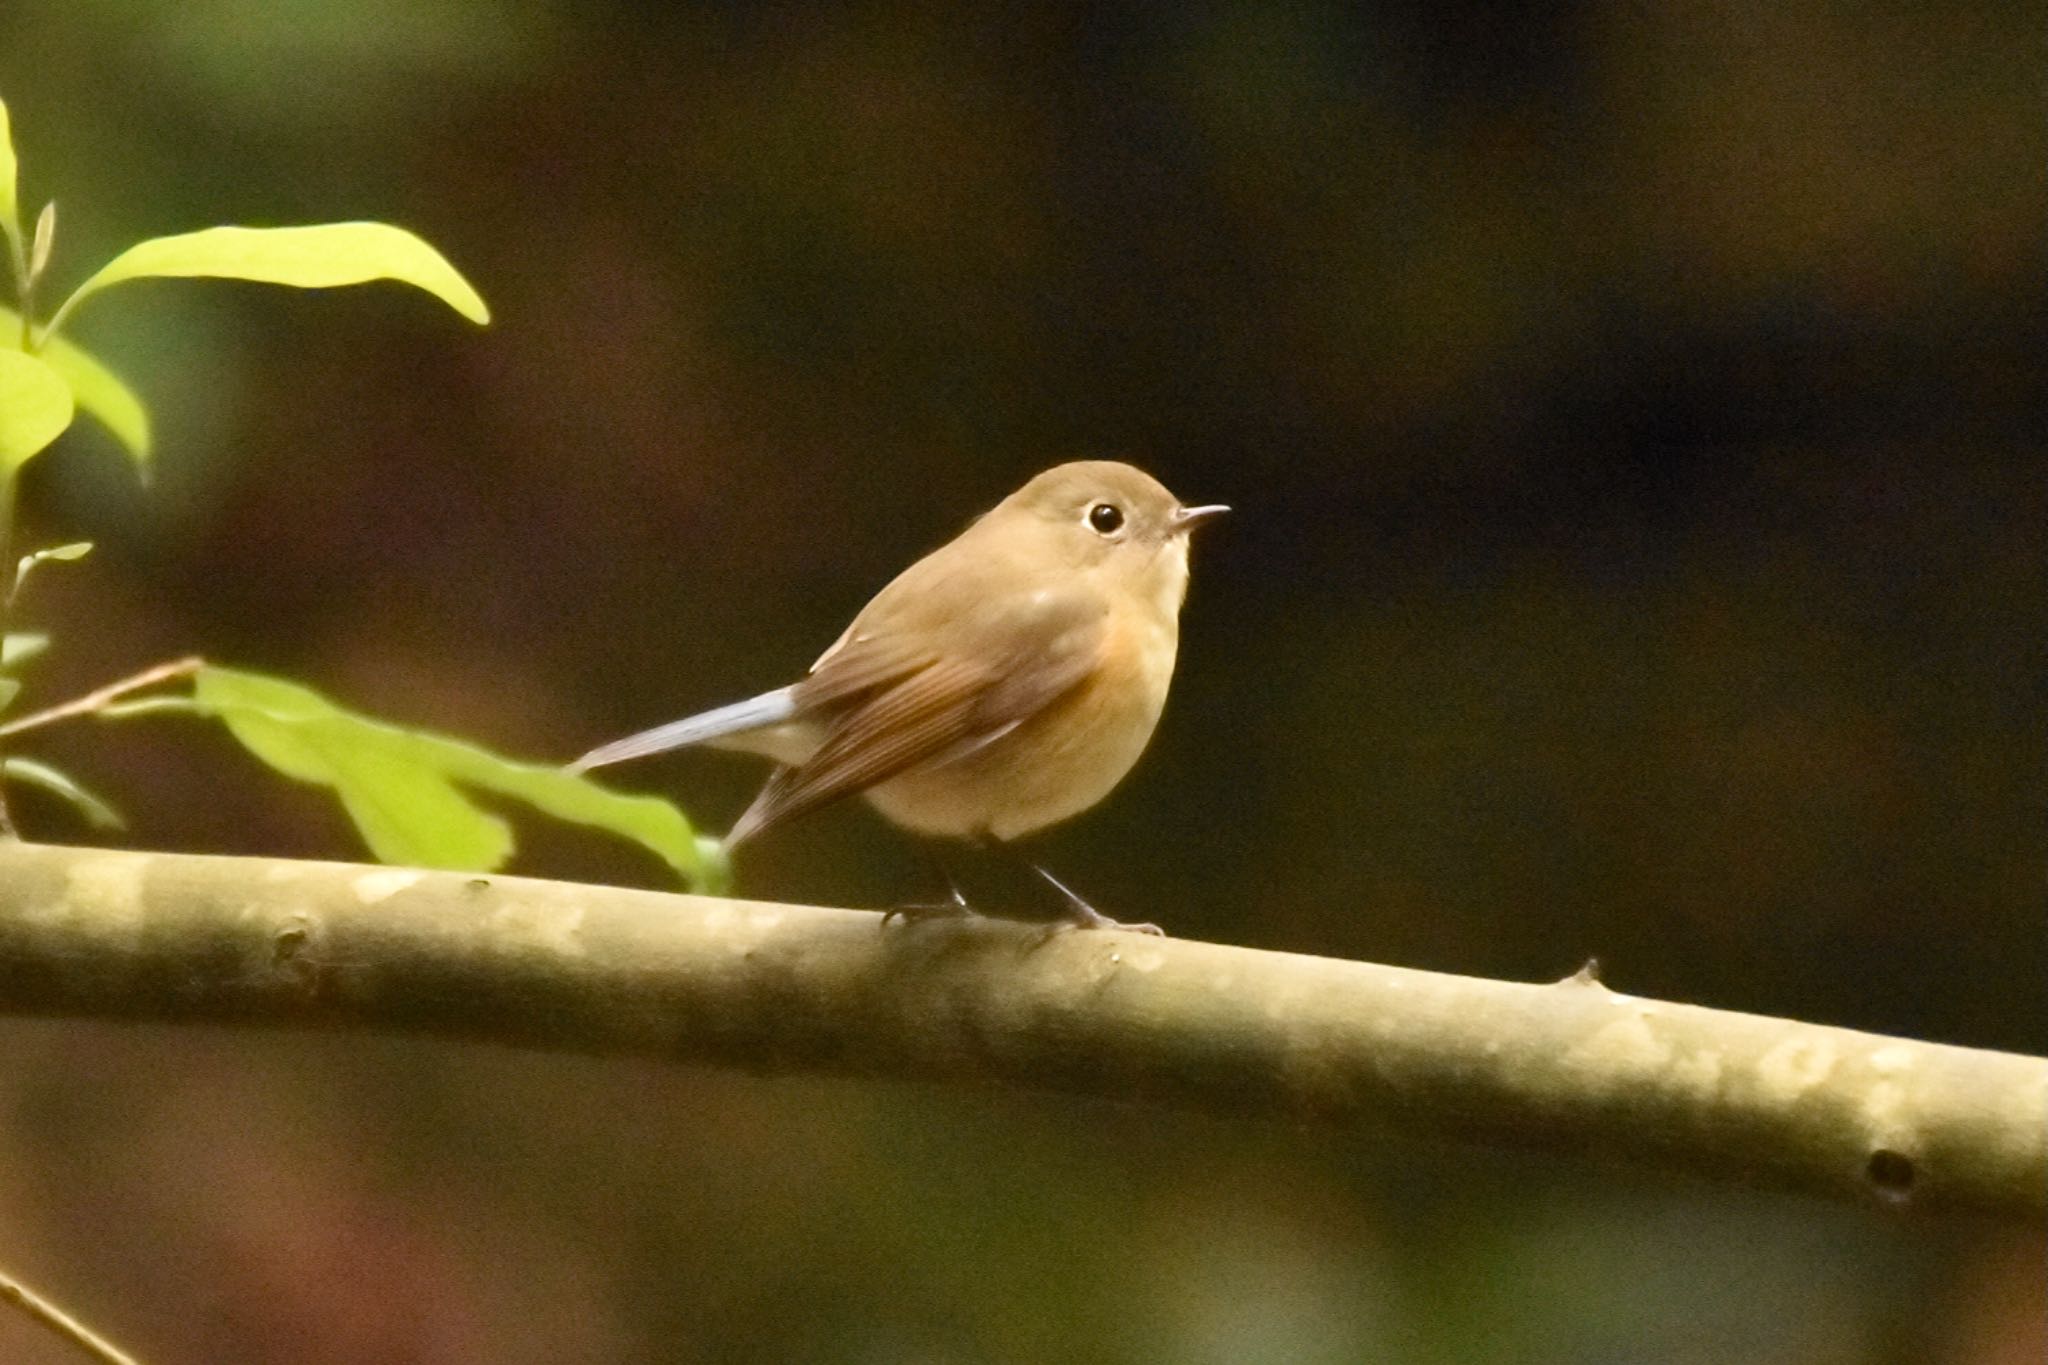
[{"x1": 571, "y1": 460, "x2": 1226, "y2": 933}]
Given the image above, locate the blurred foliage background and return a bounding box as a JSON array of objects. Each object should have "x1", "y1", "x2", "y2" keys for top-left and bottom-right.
[{"x1": 1, "y1": 1, "x2": 2042, "y2": 1361}]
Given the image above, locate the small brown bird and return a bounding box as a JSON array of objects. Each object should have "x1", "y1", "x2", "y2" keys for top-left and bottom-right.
[{"x1": 572, "y1": 461, "x2": 1226, "y2": 932}]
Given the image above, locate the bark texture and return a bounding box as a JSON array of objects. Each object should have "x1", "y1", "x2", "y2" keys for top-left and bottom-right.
[{"x1": 0, "y1": 841, "x2": 2039, "y2": 1218}]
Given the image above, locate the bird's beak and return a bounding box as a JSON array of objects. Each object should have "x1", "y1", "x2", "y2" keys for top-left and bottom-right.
[{"x1": 1170, "y1": 503, "x2": 1230, "y2": 534}]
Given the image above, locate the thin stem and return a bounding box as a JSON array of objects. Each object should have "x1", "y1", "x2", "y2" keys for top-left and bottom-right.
[
  {"x1": 0, "y1": 466, "x2": 17, "y2": 835},
  {"x1": 1, "y1": 218, "x2": 24, "y2": 284},
  {"x1": 0, "y1": 1263, "x2": 142, "y2": 1365},
  {"x1": 92, "y1": 697, "x2": 204, "y2": 721},
  {"x1": 0, "y1": 182, "x2": 39, "y2": 832},
  {"x1": 0, "y1": 656, "x2": 204, "y2": 740},
  {"x1": 9, "y1": 236, "x2": 35, "y2": 353},
  {"x1": 36, "y1": 283, "x2": 88, "y2": 350},
  {"x1": 4, "y1": 216, "x2": 30, "y2": 349}
]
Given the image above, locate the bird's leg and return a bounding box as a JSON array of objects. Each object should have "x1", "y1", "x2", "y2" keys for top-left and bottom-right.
[
  {"x1": 882, "y1": 845, "x2": 978, "y2": 928},
  {"x1": 987, "y1": 841, "x2": 1165, "y2": 936}
]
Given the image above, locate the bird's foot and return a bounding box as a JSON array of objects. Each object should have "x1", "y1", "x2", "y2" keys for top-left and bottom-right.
[
  {"x1": 1050, "y1": 899, "x2": 1164, "y2": 937},
  {"x1": 997, "y1": 848, "x2": 1166, "y2": 936}
]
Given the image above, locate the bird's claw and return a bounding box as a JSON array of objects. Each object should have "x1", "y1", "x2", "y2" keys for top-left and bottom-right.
[
  {"x1": 1054, "y1": 901, "x2": 1165, "y2": 936},
  {"x1": 881, "y1": 898, "x2": 976, "y2": 930}
]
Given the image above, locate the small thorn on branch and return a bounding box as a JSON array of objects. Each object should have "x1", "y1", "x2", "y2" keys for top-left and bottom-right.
[{"x1": 1558, "y1": 957, "x2": 1604, "y2": 988}]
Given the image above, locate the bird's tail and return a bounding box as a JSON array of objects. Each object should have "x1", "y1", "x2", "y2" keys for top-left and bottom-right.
[{"x1": 569, "y1": 686, "x2": 799, "y2": 773}]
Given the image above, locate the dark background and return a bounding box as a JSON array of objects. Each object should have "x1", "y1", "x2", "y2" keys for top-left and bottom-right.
[{"x1": 2, "y1": 1, "x2": 2042, "y2": 1360}]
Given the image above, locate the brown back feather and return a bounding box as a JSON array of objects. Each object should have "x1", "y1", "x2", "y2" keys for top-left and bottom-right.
[{"x1": 728, "y1": 586, "x2": 1103, "y2": 844}]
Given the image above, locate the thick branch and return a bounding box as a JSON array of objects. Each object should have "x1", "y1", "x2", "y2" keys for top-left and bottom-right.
[{"x1": 0, "y1": 841, "x2": 2039, "y2": 1218}]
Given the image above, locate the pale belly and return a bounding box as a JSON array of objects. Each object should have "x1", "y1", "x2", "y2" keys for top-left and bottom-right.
[{"x1": 865, "y1": 621, "x2": 1179, "y2": 841}]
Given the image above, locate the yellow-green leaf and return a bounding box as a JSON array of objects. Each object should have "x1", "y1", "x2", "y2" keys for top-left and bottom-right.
[
  {"x1": 2, "y1": 631, "x2": 50, "y2": 667},
  {"x1": 221, "y1": 697, "x2": 513, "y2": 868},
  {"x1": 28, "y1": 200, "x2": 53, "y2": 280},
  {"x1": 0, "y1": 94, "x2": 18, "y2": 249},
  {"x1": 0, "y1": 348, "x2": 74, "y2": 469},
  {"x1": 14, "y1": 539, "x2": 94, "y2": 600},
  {"x1": 50, "y1": 222, "x2": 490, "y2": 335},
  {"x1": 0, "y1": 306, "x2": 152, "y2": 464},
  {"x1": 191, "y1": 665, "x2": 722, "y2": 888}
]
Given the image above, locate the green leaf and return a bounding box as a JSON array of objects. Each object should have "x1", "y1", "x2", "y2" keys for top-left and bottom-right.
[
  {"x1": 49, "y1": 222, "x2": 491, "y2": 337},
  {"x1": 0, "y1": 677, "x2": 17, "y2": 712},
  {"x1": 24, "y1": 539, "x2": 89, "y2": 562},
  {"x1": 3, "y1": 756, "x2": 124, "y2": 829},
  {"x1": 190, "y1": 665, "x2": 721, "y2": 889},
  {"x1": 0, "y1": 306, "x2": 152, "y2": 464},
  {"x1": 0, "y1": 347, "x2": 75, "y2": 469},
  {"x1": 2, "y1": 631, "x2": 48, "y2": 667},
  {"x1": 0, "y1": 94, "x2": 18, "y2": 250}
]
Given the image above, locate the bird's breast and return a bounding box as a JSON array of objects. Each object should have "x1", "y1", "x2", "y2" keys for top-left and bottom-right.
[{"x1": 865, "y1": 601, "x2": 1179, "y2": 841}]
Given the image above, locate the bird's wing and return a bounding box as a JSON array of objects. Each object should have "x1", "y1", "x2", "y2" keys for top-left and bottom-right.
[
  {"x1": 727, "y1": 589, "x2": 1104, "y2": 845},
  {"x1": 798, "y1": 628, "x2": 936, "y2": 709}
]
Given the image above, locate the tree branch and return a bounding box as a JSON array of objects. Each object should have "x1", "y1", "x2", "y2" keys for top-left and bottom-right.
[{"x1": 0, "y1": 841, "x2": 2039, "y2": 1219}]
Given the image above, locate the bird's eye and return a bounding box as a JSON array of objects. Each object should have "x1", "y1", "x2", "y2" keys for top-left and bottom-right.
[{"x1": 1088, "y1": 502, "x2": 1125, "y2": 534}]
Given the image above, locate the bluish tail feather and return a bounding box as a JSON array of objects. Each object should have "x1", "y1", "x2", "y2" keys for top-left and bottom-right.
[{"x1": 569, "y1": 685, "x2": 798, "y2": 772}]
